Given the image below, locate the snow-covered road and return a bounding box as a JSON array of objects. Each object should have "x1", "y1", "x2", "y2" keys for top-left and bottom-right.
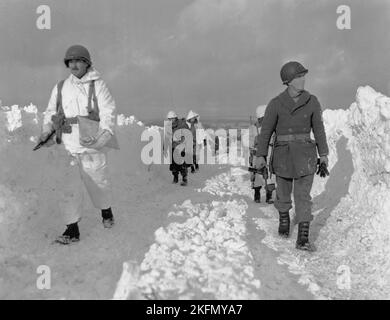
[{"x1": 1, "y1": 85, "x2": 390, "y2": 299}]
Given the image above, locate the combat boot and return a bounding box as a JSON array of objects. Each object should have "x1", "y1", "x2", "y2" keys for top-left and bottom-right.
[
  {"x1": 296, "y1": 222, "x2": 316, "y2": 252},
  {"x1": 102, "y1": 207, "x2": 115, "y2": 228},
  {"x1": 172, "y1": 173, "x2": 179, "y2": 184},
  {"x1": 54, "y1": 222, "x2": 80, "y2": 245},
  {"x1": 181, "y1": 175, "x2": 188, "y2": 186},
  {"x1": 278, "y1": 211, "x2": 290, "y2": 238}
]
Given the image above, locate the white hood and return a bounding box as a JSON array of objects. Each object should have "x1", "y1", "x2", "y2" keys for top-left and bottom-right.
[{"x1": 69, "y1": 67, "x2": 101, "y2": 84}]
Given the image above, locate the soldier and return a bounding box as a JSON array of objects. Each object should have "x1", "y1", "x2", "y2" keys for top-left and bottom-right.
[
  {"x1": 38, "y1": 45, "x2": 118, "y2": 245},
  {"x1": 165, "y1": 111, "x2": 190, "y2": 186},
  {"x1": 249, "y1": 105, "x2": 276, "y2": 204},
  {"x1": 255, "y1": 61, "x2": 329, "y2": 251},
  {"x1": 186, "y1": 110, "x2": 206, "y2": 173}
]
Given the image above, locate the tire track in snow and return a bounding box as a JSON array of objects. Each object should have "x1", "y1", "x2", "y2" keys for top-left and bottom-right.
[{"x1": 113, "y1": 169, "x2": 261, "y2": 300}]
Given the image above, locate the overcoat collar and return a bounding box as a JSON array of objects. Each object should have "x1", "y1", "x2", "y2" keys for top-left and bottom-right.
[{"x1": 278, "y1": 89, "x2": 311, "y2": 114}]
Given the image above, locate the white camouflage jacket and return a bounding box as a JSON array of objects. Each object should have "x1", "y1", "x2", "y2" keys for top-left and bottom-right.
[{"x1": 43, "y1": 68, "x2": 116, "y2": 154}]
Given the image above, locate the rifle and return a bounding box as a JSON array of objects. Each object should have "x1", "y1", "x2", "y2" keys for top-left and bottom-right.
[
  {"x1": 268, "y1": 133, "x2": 276, "y2": 179},
  {"x1": 33, "y1": 79, "x2": 72, "y2": 151},
  {"x1": 248, "y1": 166, "x2": 268, "y2": 181},
  {"x1": 33, "y1": 130, "x2": 55, "y2": 151}
]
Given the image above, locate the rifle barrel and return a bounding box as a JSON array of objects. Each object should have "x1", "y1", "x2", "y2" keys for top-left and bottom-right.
[{"x1": 32, "y1": 130, "x2": 55, "y2": 151}]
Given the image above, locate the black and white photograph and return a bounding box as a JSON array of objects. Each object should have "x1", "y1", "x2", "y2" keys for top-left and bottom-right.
[{"x1": 0, "y1": 0, "x2": 389, "y2": 304}]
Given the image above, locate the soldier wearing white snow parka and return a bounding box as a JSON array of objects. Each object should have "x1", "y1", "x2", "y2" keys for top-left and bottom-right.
[
  {"x1": 38, "y1": 45, "x2": 119, "y2": 245},
  {"x1": 255, "y1": 61, "x2": 329, "y2": 251}
]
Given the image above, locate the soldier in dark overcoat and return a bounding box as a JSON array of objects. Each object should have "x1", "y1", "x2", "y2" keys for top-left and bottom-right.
[{"x1": 255, "y1": 61, "x2": 329, "y2": 251}]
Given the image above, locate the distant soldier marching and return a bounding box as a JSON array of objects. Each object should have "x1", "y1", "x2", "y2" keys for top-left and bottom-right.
[
  {"x1": 186, "y1": 110, "x2": 201, "y2": 173},
  {"x1": 249, "y1": 105, "x2": 276, "y2": 204},
  {"x1": 164, "y1": 111, "x2": 191, "y2": 186},
  {"x1": 255, "y1": 61, "x2": 329, "y2": 251}
]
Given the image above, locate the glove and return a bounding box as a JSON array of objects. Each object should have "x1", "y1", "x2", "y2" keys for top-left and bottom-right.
[
  {"x1": 316, "y1": 156, "x2": 330, "y2": 178},
  {"x1": 51, "y1": 114, "x2": 72, "y2": 137},
  {"x1": 81, "y1": 130, "x2": 112, "y2": 150},
  {"x1": 319, "y1": 155, "x2": 329, "y2": 168},
  {"x1": 51, "y1": 114, "x2": 71, "y2": 133},
  {"x1": 254, "y1": 156, "x2": 266, "y2": 170}
]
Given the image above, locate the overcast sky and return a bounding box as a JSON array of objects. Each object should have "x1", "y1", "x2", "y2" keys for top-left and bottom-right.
[{"x1": 0, "y1": 0, "x2": 389, "y2": 121}]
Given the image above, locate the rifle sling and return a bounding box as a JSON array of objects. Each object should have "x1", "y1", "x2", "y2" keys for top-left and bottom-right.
[{"x1": 54, "y1": 79, "x2": 100, "y2": 143}]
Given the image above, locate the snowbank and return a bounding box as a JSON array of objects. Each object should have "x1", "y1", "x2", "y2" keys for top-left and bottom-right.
[
  {"x1": 309, "y1": 86, "x2": 390, "y2": 299},
  {"x1": 114, "y1": 198, "x2": 261, "y2": 300},
  {"x1": 197, "y1": 167, "x2": 252, "y2": 198}
]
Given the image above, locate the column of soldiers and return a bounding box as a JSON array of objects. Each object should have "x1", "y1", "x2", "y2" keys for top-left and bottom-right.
[
  {"x1": 36, "y1": 44, "x2": 329, "y2": 252},
  {"x1": 164, "y1": 110, "x2": 207, "y2": 186}
]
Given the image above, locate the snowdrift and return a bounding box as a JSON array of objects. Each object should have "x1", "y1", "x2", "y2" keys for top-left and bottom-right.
[
  {"x1": 306, "y1": 86, "x2": 390, "y2": 299},
  {"x1": 0, "y1": 104, "x2": 164, "y2": 252},
  {"x1": 113, "y1": 199, "x2": 261, "y2": 300}
]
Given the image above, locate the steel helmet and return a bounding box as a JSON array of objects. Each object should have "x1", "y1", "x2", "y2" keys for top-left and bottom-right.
[
  {"x1": 256, "y1": 105, "x2": 267, "y2": 118},
  {"x1": 280, "y1": 61, "x2": 308, "y2": 85},
  {"x1": 166, "y1": 111, "x2": 178, "y2": 119},
  {"x1": 64, "y1": 45, "x2": 92, "y2": 67},
  {"x1": 186, "y1": 110, "x2": 199, "y2": 121}
]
